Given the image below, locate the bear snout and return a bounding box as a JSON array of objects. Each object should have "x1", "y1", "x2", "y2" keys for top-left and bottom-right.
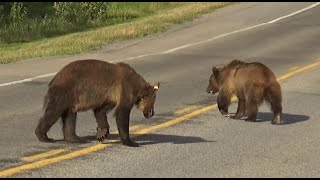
[
  {"x1": 206, "y1": 87, "x2": 213, "y2": 94},
  {"x1": 219, "y1": 109, "x2": 228, "y2": 116},
  {"x1": 144, "y1": 108, "x2": 154, "y2": 119}
]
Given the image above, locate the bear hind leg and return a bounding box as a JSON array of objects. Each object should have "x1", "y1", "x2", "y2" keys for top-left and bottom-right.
[
  {"x1": 231, "y1": 98, "x2": 246, "y2": 120},
  {"x1": 244, "y1": 85, "x2": 265, "y2": 122},
  {"x1": 267, "y1": 83, "x2": 282, "y2": 125},
  {"x1": 35, "y1": 103, "x2": 63, "y2": 142},
  {"x1": 62, "y1": 110, "x2": 88, "y2": 143},
  {"x1": 35, "y1": 114, "x2": 56, "y2": 142},
  {"x1": 245, "y1": 100, "x2": 258, "y2": 122}
]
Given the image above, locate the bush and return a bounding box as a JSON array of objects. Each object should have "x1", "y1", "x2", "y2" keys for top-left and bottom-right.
[
  {"x1": 9, "y1": 2, "x2": 27, "y2": 26},
  {"x1": 0, "y1": 2, "x2": 188, "y2": 44},
  {"x1": 53, "y1": 2, "x2": 110, "y2": 26}
]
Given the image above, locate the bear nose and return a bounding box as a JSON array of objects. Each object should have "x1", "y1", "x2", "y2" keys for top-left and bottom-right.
[
  {"x1": 144, "y1": 109, "x2": 154, "y2": 119},
  {"x1": 206, "y1": 87, "x2": 213, "y2": 93},
  {"x1": 219, "y1": 109, "x2": 228, "y2": 115},
  {"x1": 148, "y1": 109, "x2": 154, "y2": 118}
]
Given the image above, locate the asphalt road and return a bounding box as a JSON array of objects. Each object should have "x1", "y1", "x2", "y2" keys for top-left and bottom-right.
[{"x1": 0, "y1": 2, "x2": 320, "y2": 178}]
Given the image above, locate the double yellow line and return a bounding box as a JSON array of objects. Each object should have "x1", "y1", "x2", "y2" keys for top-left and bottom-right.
[{"x1": 1, "y1": 60, "x2": 319, "y2": 177}]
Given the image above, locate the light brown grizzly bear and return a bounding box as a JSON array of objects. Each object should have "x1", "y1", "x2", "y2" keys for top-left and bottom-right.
[
  {"x1": 206, "y1": 59, "x2": 282, "y2": 124},
  {"x1": 35, "y1": 59, "x2": 160, "y2": 147}
]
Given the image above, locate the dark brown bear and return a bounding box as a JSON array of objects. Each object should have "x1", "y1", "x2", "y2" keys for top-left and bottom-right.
[
  {"x1": 35, "y1": 59, "x2": 160, "y2": 147},
  {"x1": 206, "y1": 60, "x2": 282, "y2": 124}
]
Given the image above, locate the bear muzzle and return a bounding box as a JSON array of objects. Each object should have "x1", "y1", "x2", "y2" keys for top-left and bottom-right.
[
  {"x1": 144, "y1": 108, "x2": 154, "y2": 119},
  {"x1": 206, "y1": 86, "x2": 213, "y2": 94},
  {"x1": 219, "y1": 109, "x2": 228, "y2": 116}
]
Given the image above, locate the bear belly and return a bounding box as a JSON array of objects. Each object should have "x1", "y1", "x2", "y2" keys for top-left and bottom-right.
[{"x1": 72, "y1": 94, "x2": 105, "y2": 112}]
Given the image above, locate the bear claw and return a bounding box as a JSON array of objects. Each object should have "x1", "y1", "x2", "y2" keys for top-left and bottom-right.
[{"x1": 96, "y1": 128, "x2": 109, "y2": 141}]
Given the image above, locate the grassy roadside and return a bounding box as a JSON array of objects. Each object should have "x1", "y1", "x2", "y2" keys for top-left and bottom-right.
[{"x1": 0, "y1": 2, "x2": 234, "y2": 64}]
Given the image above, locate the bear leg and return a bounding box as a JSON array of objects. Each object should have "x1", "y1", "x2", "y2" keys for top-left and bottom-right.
[
  {"x1": 217, "y1": 92, "x2": 231, "y2": 116},
  {"x1": 245, "y1": 100, "x2": 258, "y2": 122},
  {"x1": 267, "y1": 83, "x2": 282, "y2": 125},
  {"x1": 35, "y1": 108, "x2": 61, "y2": 142},
  {"x1": 94, "y1": 105, "x2": 114, "y2": 141},
  {"x1": 269, "y1": 96, "x2": 282, "y2": 125},
  {"x1": 231, "y1": 99, "x2": 246, "y2": 120},
  {"x1": 62, "y1": 111, "x2": 88, "y2": 143},
  {"x1": 115, "y1": 107, "x2": 139, "y2": 147},
  {"x1": 35, "y1": 119, "x2": 55, "y2": 143}
]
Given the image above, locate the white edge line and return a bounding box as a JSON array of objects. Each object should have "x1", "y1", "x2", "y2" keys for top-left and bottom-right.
[
  {"x1": 267, "y1": 2, "x2": 320, "y2": 24},
  {"x1": 0, "y1": 73, "x2": 57, "y2": 87},
  {"x1": 0, "y1": 3, "x2": 319, "y2": 88},
  {"x1": 162, "y1": 23, "x2": 268, "y2": 54}
]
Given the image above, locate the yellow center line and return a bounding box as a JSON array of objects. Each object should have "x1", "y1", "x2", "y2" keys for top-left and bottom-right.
[
  {"x1": 277, "y1": 61, "x2": 320, "y2": 81},
  {"x1": 1, "y1": 60, "x2": 319, "y2": 177},
  {"x1": 0, "y1": 144, "x2": 113, "y2": 178},
  {"x1": 130, "y1": 124, "x2": 144, "y2": 130},
  {"x1": 134, "y1": 104, "x2": 218, "y2": 136},
  {"x1": 21, "y1": 148, "x2": 71, "y2": 162},
  {"x1": 174, "y1": 105, "x2": 201, "y2": 116},
  {"x1": 288, "y1": 66, "x2": 299, "y2": 72},
  {"x1": 20, "y1": 124, "x2": 143, "y2": 163},
  {"x1": 111, "y1": 124, "x2": 144, "y2": 135}
]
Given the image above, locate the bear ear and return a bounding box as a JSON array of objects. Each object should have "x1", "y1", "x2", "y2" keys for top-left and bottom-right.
[
  {"x1": 212, "y1": 66, "x2": 219, "y2": 74},
  {"x1": 153, "y1": 82, "x2": 160, "y2": 91}
]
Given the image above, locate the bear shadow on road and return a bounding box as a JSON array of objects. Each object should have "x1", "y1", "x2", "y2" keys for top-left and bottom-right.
[
  {"x1": 81, "y1": 133, "x2": 214, "y2": 146},
  {"x1": 256, "y1": 112, "x2": 310, "y2": 125},
  {"x1": 182, "y1": 96, "x2": 310, "y2": 126},
  {"x1": 133, "y1": 133, "x2": 215, "y2": 146}
]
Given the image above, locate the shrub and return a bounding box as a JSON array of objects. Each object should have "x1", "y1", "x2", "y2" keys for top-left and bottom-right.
[
  {"x1": 9, "y1": 2, "x2": 27, "y2": 26},
  {"x1": 53, "y1": 2, "x2": 110, "y2": 26}
]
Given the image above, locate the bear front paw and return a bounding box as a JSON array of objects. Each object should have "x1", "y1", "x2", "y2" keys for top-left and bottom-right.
[
  {"x1": 96, "y1": 128, "x2": 109, "y2": 142},
  {"x1": 123, "y1": 140, "x2": 140, "y2": 147}
]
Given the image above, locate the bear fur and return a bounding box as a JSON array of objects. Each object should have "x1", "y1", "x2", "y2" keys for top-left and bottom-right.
[
  {"x1": 35, "y1": 59, "x2": 160, "y2": 147},
  {"x1": 206, "y1": 59, "x2": 282, "y2": 124}
]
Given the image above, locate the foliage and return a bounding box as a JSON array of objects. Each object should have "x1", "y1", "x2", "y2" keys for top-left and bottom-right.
[
  {"x1": 0, "y1": 2, "x2": 181, "y2": 44},
  {"x1": 53, "y1": 2, "x2": 110, "y2": 25}
]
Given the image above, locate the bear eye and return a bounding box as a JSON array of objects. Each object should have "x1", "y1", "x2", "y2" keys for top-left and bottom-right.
[{"x1": 141, "y1": 94, "x2": 148, "y2": 100}]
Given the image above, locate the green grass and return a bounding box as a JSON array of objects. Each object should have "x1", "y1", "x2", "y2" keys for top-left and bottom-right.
[
  {"x1": 0, "y1": 2, "x2": 182, "y2": 44},
  {"x1": 0, "y1": 2, "x2": 234, "y2": 64}
]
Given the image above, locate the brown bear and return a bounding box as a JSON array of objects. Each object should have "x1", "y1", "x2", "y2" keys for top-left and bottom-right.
[
  {"x1": 206, "y1": 59, "x2": 282, "y2": 124},
  {"x1": 35, "y1": 59, "x2": 160, "y2": 147}
]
